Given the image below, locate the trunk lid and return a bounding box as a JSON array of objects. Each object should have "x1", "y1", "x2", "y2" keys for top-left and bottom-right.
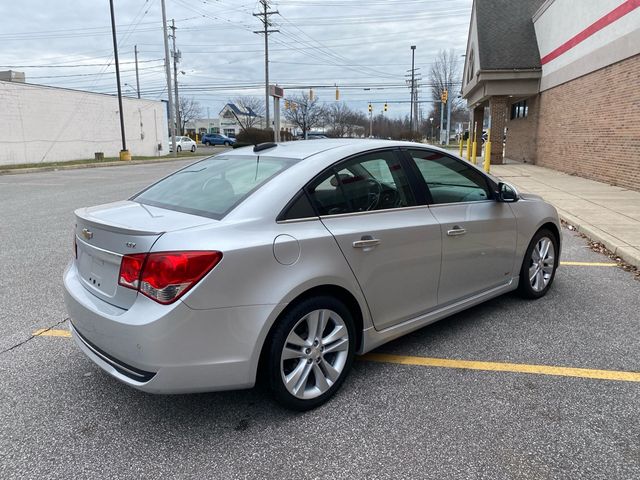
[{"x1": 74, "y1": 200, "x2": 213, "y2": 309}]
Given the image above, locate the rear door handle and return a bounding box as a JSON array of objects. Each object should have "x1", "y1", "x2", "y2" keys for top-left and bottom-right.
[
  {"x1": 353, "y1": 236, "x2": 381, "y2": 248},
  {"x1": 447, "y1": 226, "x2": 467, "y2": 236}
]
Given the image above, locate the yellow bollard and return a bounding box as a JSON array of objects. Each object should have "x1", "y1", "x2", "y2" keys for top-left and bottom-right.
[
  {"x1": 466, "y1": 136, "x2": 471, "y2": 161},
  {"x1": 483, "y1": 141, "x2": 491, "y2": 173},
  {"x1": 471, "y1": 141, "x2": 477, "y2": 165},
  {"x1": 459, "y1": 137, "x2": 463, "y2": 157},
  {"x1": 119, "y1": 150, "x2": 131, "y2": 161},
  {"x1": 482, "y1": 128, "x2": 491, "y2": 172}
]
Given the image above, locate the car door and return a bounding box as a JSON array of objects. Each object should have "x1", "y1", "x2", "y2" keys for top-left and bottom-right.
[
  {"x1": 405, "y1": 149, "x2": 517, "y2": 306},
  {"x1": 306, "y1": 149, "x2": 442, "y2": 330}
]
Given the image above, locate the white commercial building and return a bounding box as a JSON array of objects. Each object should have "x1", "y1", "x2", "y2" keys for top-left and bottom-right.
[{"x1": 0, "y1": 75, "x2": 168, "y2": 166}]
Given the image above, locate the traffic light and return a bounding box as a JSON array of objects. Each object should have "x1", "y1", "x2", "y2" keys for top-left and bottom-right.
[
  {"x1": 309, "y1": 88, "x2": 314, "y2": 101},
  {"x1": 335, "y1": 87, "x2": 340, "y2": 101},
  {"x1": 368, "y1": 103, "x2": 372, "y2": 113},
  {"x1": 441, "y1": 89, "x2": 448, "y2": 103},
  {"x1": 384, "y1": 103, "x2": 388, "y2": 112}
]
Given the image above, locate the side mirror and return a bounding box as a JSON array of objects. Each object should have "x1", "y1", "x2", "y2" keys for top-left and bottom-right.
[{"x1": 497, "y1": 182, "x2": 519, "y2": 202}]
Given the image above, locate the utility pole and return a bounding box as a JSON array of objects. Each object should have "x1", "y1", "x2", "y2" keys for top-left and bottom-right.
[
  {"x1": 160, "y1": 0, "x2": 176, "y2": 157},
  {"x1": 440, "y1": 98, "x2": 445, "y2": 144},
  {"x1": 109, "y1": 0, "x2": 129, "y2": 160},
  {"x1": 446, "y1": 95, "x2": 452, "y2": 145},
  {"x1": 170, "y1": 20, "x2": 182, "y2": 135},
  {"x1": 134, "y1": 45, "x2": 141, "y2": 98},
  {"x1": 409, "y1": 45, "x2": 416, "y2": 133},
  {"x1": 253, "y1": 0, "x2": 278, "y2": 137}
]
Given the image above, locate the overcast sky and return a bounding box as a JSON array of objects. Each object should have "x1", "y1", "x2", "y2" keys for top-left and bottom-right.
[{"x1": 0, "y1": 0, "x2": 471, "y2": 119}]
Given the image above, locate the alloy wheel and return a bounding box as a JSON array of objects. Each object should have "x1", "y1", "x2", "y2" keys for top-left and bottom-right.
[
  {"x1": 529, "y1": 236, "x2": 555, "y2": 292},
  {"x1": 280, "y1": 309, "x2": 349, "y2": 400}
]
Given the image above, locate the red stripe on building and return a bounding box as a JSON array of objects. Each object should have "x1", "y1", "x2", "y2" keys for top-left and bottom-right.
[{"x1": 540, "y1": 0, "x2": 640, "y2": 65}]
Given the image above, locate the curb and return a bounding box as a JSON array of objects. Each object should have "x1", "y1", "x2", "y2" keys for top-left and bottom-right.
[
  {"x1": 0, "y1": 156, "x2": 206, "y2": 176},
  {"x1": 557, "y1": 210, "x2": 640, "y2": 269}
]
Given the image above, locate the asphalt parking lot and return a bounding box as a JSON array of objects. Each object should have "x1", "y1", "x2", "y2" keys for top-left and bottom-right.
[{"x1": 1, "y1": 160, "x2": 638, "y2": 479}]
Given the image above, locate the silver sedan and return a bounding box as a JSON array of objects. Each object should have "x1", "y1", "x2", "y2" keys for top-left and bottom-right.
[{"x1": 63, "y1": 139, "x2": 561, "y2": 410}]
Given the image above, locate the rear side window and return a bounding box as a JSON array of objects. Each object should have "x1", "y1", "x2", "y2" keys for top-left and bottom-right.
[
  {"x1": 408, "y1": 150, "x2": 491, "y2": 204},
  {"x1": 306, "y1": 150, "x2": 415, "y2": 215},
  {"x1": 134, "y1": 155, "x2": 298, "y2": 219}
]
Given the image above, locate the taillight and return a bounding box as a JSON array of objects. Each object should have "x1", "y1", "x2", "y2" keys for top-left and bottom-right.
[
  {"x1": 118, "y1": 253, "x2": 146, "y2": 289},
  {"x1": 118, "y1": 251, "x2": 222, "y2": 304}
]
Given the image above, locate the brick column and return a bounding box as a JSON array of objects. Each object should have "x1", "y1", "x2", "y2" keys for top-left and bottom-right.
[
  {"x1": 489, "y1": 95, "x2": 508, "y2": 164},
  {"x1": 472, "y1": 106, "x2": 484, "y2": 144}
]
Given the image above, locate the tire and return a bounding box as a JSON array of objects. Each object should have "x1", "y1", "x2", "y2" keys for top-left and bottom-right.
[
  {"x1": 518, "y1": 228, "x2": 559, "y2": 299},
  {"x1": 191, "y1": 145, "x2": 196, "y2": 152},
  {"x1": 204, "y1": 141, "x2": 210, "y2": 146},
  {"x1": 177, "y1": 145, "x2": 182, "y2": 153},
  {"x1": 223, "y1": 141, "x2": 230, "y2": 147},
  {"x1": 265, "y1": 296, "x2": 355, "y2": 411}
]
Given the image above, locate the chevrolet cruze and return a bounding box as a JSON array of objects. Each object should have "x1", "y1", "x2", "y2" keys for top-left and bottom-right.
[{"x1": 63, "y1": 139, "x2": 561, "y2": 410}]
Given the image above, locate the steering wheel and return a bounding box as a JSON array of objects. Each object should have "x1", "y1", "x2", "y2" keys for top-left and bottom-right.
[
  {"x1": 379, "y1": 187, "x2": 401, "y2": 208},
  {"x1": 363, "y1": 178, "x2": 382, "y2": 211}
]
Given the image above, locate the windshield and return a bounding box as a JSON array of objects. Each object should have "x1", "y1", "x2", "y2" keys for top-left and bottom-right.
[{"x1": 133, "y1": 155, "x2": 299, "y2": 219}]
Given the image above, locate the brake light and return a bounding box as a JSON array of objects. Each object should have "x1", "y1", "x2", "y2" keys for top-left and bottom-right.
[{"x1": 118, "y1": 251, "x2": 222, "y2": 304}]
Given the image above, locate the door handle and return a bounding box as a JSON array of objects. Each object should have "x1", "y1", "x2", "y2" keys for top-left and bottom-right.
[
  {"x1": 352, "y1": 236, "x2": 381, "y2": 248},
  {"x1": 447, "y1": 226, "x2": 467, "y2": 236}
]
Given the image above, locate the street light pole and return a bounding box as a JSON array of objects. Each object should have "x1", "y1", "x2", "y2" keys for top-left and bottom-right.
[
  {"x1": 409, "y1": 45, "x2": 416, "y2": 133},
  {"x1": 134, "y1": 45, "x2": 140, "y2": 98},
  {"x1": 108, "y1": 0, "x2": 129, "y2": 160}
]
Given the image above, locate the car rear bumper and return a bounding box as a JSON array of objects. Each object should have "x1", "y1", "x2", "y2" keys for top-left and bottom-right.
[{"x1": 63, "y1": 262, "x2": 278, "y2": 394}]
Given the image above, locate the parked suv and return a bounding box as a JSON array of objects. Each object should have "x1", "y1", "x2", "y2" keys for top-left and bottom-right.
[{"x1": 201, "y1": 133, "x2": 236, "y2": 146}]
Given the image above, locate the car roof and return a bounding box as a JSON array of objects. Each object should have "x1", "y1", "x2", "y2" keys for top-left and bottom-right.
[{"x1": 220, "y1": 138, "x2": 451, "y2": 160}]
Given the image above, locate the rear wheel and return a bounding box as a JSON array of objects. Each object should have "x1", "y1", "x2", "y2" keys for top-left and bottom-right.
[
  {"x1": 190, "y1": 145, "x2": 196, "y2": 152},
  {"x1": 266, "y1": 296, "x2": 355, "y2": 410},
  {"x1": 518, "y1": 228, "x2": 558, "y2": 299},
  {"x1": 177, "y1": 145, "x2": 182, "y2": 153}
]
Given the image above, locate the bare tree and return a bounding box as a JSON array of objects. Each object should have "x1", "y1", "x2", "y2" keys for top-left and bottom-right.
[
  {"x1": 428, "y1": 49, "x2": 468, "y2": 139},
  {"x1": 229, "y1": 96, "x2": 265, "y2": 130},
  {"x1": 179, "y1": 96, "x2": 203, "y2": 133},
  {"x1": 323, "y1": 102, "x2": 369, "y2": 137},
  {"x1": 283, "y1": 93, "x2": 325, "y2": 135}
]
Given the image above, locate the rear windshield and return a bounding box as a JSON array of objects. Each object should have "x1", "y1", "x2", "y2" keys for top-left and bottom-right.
[{"x1": 133, "y1": 155, "x2": 298, "y2": 219}]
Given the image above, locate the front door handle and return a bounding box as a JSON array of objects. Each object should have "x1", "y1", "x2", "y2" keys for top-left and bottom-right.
[
  {"x1": 353, "y1": 235, "x2": 381, "y2": 248},
  {"x1": 447, "y1": 226, "x2": 467, "y2": 236}
]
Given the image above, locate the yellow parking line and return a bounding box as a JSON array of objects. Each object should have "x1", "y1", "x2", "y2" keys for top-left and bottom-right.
[
  {"x1": 560, "y1": 261, "x2": 618, "y2": 266},
  {"x1": 35, "y1": 330, "x2": 638, "y2": 383},
  {"x1": 33, "y1": 329, "x2": 71, "y2": 338},
  {"x1": 362, "y1": 353, "x2": 640, "y2": 383}
]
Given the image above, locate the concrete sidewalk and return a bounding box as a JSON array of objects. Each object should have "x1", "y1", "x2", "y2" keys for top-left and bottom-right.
[{"x1": 492, "y1": 163, "x2": 640, "y2": 268}]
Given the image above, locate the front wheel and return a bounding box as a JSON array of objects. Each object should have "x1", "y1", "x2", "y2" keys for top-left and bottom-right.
[
  {"x1": 223, "y1": 141, "x2": 230, "y2": 147},
  {"x1": 266, "y1": 296, "x2": 355, "y2": 411},
  {"x1": 518, "y1": 228, "x2": 559, "y2": 299}
]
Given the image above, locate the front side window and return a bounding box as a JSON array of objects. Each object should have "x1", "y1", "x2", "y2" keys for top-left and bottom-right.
[
  {"x1": 134, "y1": 155, "x2": 298, "y2": 219},
  {"x1": 408, "y1": 150, "x2": 491, "y2": 204},
  {"x1": 306, "y1": 150, "x2": 415, "y2": 216}
]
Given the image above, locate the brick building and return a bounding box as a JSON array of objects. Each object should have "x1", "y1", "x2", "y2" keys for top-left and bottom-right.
[{"x1": 462, "y1": 0, "x2": 640, "y2": 191}]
